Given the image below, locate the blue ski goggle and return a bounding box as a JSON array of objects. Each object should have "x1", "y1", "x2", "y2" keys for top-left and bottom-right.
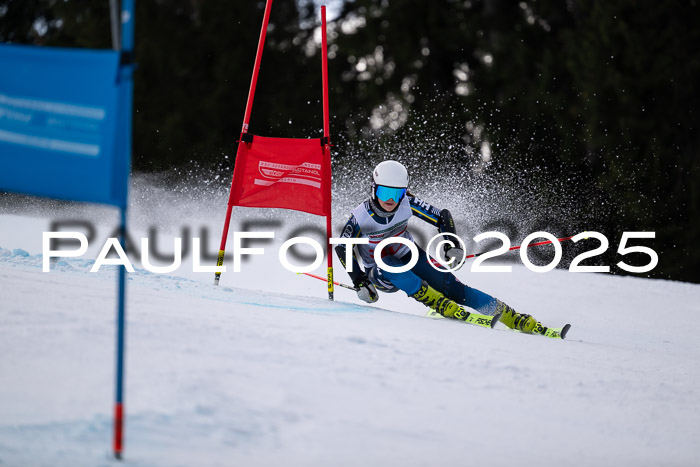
[{"x1": 375, "y1": 185, "x2": 407, "y2": 203}]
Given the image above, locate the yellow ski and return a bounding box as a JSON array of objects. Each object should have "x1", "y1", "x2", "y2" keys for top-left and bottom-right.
[{"x1": 426, "y1": 309, "x2": 500, "y2": 329}]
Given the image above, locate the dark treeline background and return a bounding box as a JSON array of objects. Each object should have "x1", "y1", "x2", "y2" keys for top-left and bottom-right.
[{"x1": 1, "y1": 0, "x2": 699, "y2": 283}]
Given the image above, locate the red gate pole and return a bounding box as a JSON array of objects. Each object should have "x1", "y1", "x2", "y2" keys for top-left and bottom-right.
[
  {"x1": 321, "y1": 5, "x2": 334, "y2": 301},
  {"x1": 321, "y1": 6, "x2": 330, "y2": 139},
  {"x1": 215, "y1": 0, "x2": 274, "y2": 285}
]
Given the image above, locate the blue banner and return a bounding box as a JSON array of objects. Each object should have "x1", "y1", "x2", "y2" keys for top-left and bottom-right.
[{"x1": 0, "y1": 44, "x2": 129, "y2": 208}]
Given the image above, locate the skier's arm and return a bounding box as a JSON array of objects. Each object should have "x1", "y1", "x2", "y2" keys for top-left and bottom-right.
[
  {"x1": 438, "y1": 208, "x2": 465, "y2": 266},
  {"x1": 334, "y1": 215, "x2": 378, "y2": 303},
  {"x1": 408, "y1": 194, "x2": 457, "y2": 233},
  {"x1": 437, "y1": 208, "x2": 456, "y2": 235},
  {"x1": 409, "y1": 195, "x2": 465, "y2": 266},
  {"x1": 408, "y1": 194, "x2": 442, "y2": 227},
  {"x1": 334, "y1": 215, "x2": 365, "y2": 284}
]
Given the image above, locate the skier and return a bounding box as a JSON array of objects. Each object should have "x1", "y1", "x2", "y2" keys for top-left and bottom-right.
[{"x1": 335, "y1": 160, "x2": 544, "y2": 334}]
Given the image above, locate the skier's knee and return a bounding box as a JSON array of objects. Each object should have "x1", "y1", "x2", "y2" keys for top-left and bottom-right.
[
  {"x1": 376, "y1": 255, "x2": 405, "y2": 279},
  {"x1": 368, "y1": 266, "x2": 399, "y2": 293}
]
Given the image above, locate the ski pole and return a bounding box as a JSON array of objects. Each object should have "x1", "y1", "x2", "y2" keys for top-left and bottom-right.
[
  {"x1": 430, "y1": 235, "x2": 575, "y2": 267},
  {"x1": 467, "y1": 235, "x2": 574, "y2": 259},
  {"x1": 297, "y1": 272, "x2": 357, "y2": 291},
  {"x1": 301, "y1": 235, "x2": 575, "y2": 285}
]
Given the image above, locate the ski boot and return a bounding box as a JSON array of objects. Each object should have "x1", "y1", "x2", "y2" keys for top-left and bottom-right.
[
  {"x1": 496, "y1": 300, "x2": 537, "y2": 333},
  {"x1": 410, "y1": 280, "x2": 467, "y2": 320}
]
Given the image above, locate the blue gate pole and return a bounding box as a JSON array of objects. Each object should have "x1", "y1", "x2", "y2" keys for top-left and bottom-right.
[
  {"x1": 113, "y1": 0, "x2": 134, "y2": 460},
  {"x1": 113, "y1": 208, "x2": 128, "y2": 459}
]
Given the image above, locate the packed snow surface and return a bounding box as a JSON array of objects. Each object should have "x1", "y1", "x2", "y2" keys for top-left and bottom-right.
[{"x1": 1, "y1": 192, "x2": 699, "y2": 467}]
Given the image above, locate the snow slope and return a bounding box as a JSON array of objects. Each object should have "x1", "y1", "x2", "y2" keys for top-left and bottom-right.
[{"x1": 1, "y1": 200, "x2": 700, "y2": 467}]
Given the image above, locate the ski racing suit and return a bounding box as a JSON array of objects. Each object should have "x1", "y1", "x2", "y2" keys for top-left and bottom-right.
[{"x1": 335, "y1": 194, "x2": 501, "y2": 316}]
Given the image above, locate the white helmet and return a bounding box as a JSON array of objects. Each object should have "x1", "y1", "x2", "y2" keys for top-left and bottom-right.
[
  {"x1": 372, "y1": 160, "x2": 409, "y2": 205},
  {"x1": 373, "y1": 160, "x2": 409, "y2": 188}
]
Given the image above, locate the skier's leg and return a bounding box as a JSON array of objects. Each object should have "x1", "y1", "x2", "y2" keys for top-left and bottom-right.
[
  {"x1": 410, "y1": 248, "x2": 537, "y2": 332},
  {"x1": 368, "y1": 256, "x2": 421, "y2": 295},
  {"x1": 369, "y1": 256, "x2": 467, "y2": 320}
]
